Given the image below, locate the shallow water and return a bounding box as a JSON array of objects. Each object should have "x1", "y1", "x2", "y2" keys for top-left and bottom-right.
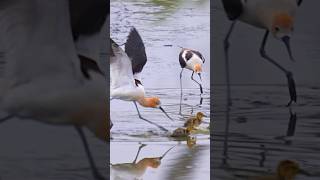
[
  {"x1": 212, "y1": 1, "x2": 320, "y2": 179},
  {"x1": 212, "y1": 85, "x2": 320, "y2": 179},
  {"x1": 110, "y1": 0, "x2": 210, "y2": 179}
]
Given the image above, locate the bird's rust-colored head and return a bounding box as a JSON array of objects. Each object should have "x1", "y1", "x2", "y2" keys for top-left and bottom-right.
[
  {"x1": 277, "y1": 160, "x2": 300, "y2": 179},
  {"x1": 271, "y1": 13, "x2": 295, "y2": 61},
  {"x1": 139, "y1": 97, "x2": 161, "y2": 108},
  {"x1": 194, "y1": 63, "x2": 202, "y2": 73},
  {"x1": 271, "y1": 13, "x2": 294, "y2": 38}
]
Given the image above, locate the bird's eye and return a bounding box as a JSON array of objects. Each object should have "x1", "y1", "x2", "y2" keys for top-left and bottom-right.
[
  {"x1": 291, "y1": 27, "x2": 294, "y2": 32},
  {"x1": 274, "y1": 27, "x2": 280, "y2": 32}
]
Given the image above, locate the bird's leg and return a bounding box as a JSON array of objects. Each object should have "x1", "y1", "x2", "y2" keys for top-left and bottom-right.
[
  {"x1": 75, "y1": 127, "x2": 106, "y2": 180},
  {"x1": 198, "y1": 73, "x2": 204, "y2": 105},
  {"x1": 259, "y1": 30, "x2": 297, "y2": 106},
  {"x1": 133, "y1": 101, "x2": 169, "y2": 132},
  {"x1": 179, "y1": 68, "x2": 184, "y2": 115},
  {"x1": 191, "y1": 72, "x2": 203, "y2": 94},
  {"x1": 133, "y1": 144, "x2": 146, "y2": 164},
  {"x1": 224, "y1": 21, "x2": 236, "y2": 106}
]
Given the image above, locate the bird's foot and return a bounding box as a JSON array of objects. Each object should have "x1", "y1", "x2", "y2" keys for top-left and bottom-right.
[{"x1": 286, "y1": 72, "x2": 297, "y2": 107}]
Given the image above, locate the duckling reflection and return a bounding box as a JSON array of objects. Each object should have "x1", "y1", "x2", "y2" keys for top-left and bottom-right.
[
  {"x1": 249, "y1": 160, "x2": 310, "y2": 180},
  {"x1": 110, "y1": 144, "x2": 175, "y2": 180}
]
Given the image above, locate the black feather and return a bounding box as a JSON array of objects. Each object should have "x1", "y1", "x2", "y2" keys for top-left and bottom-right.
[
  {"x1": 125, "y1": 27, "x2": 147, "y2": 74},
  {"x1": 190, "y1": 50, "x2": 205, "y2": 63},
  {"x1": 69, "y1": 0, "x2": 108, "y2": 40},
  {"x1": 221, "y1": 0, "x2": 243, "y2": 20},
  {"x1": 179, "y1": 51, "x2": 186, "y2": 68},
  {"x1": 297, "y1": 0, "x2": 303, "y2": 6}
]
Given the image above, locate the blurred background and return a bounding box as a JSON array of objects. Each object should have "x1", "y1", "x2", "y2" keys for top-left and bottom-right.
[{"x1": 212, "y1": 1, "x2": 320, "y2": 179}]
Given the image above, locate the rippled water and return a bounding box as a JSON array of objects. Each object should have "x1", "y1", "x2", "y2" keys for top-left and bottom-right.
[
  {"x1": 212, "y1": 85, "x2": 320, "y2": 179},
  {"x1": 110, "y1": 0, "x2": 210, "y2": 179}
]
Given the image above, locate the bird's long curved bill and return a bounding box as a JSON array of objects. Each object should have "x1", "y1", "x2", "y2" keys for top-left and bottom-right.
[
  {"x1": 282, "y1": 36, "x2": 294, "y2": 61},
  {"x1": 159, "y1": 146, "x2": 175, "y2": 160},
  {"x1": 159, "y1": 106, "x2": 173, "y2": 121},
  {"x1": 198, "y1": 73, "x2": 202, "y2": 81}
]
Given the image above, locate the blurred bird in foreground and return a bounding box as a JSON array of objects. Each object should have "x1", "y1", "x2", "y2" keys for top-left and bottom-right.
[{"x1": 249, "y1": 160, "x2": 310, "y2": 180}]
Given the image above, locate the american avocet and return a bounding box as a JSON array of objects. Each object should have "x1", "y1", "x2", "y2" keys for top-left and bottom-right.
[
  {"x1": 110, "y1": 27, "x2": 173, "y2": 132},
  {"x1": 222, "y1": 0, "x2": 303, "y2": 106},
  {"x1": 178, "y1": 48, "x2": 205, "y2": 113},
  {"x1": 249, "y1": 160, "x2": 310, "y2": 180},
  {"x1": 0, "y1": 1, "x2": 107, "y2": 179}
]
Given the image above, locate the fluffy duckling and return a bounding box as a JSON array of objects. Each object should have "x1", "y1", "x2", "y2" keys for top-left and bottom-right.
[
  {"x1": 184, "y1": 112, "x2": 206, "y2": 129},
  {"x1": 171, "y1": 125, "x2": 194, "y2": 138},
  {"x1": 250, "y1": 160, "x2": 310, "y2": 180}
]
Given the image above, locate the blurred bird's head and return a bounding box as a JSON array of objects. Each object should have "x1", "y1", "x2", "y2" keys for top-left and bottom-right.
[
  {"x1": 271, "y1": 13, "x2": 295, "y2": 61},
  {"x1": 277, "y1": 160, "x2": 310, "y2": 179}
]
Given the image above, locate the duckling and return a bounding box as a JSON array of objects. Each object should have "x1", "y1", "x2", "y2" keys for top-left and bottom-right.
[
  {"x1": 250, "y1": 160, "x2": 310, "y2": 180},
  {"x1": 186, "y1": 136, "x2": 197, "y2": 149},
  {"x1": 184, "y1": 112, "x2": 206, "y2": 129},
  {"x1": 171, "y1": 125, "x2": 194, "y2": 138}
]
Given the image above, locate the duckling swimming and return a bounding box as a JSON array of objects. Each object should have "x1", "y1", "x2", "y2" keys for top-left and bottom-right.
[
  {"x1": 250, "y1": 160, "x2": 310, "y2": 180},
  {"x1": 111, "y1": 144, "x2": 175, "y2": 180},
  {"x1": 184, "y1": 112, "x2": 206, "y2": 129}
]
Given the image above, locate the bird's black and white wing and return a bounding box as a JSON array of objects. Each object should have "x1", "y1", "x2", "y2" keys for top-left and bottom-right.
[
  {"x1": 110, "y1": 39, "x2": 135, "y2": 91},
  {"x1": 125, "y1": 27, "x2": 147, "y2": 81},
  {"x1": 190, "y1": 49, "x2": 205, "y2": 63},
  {"x1": 221, "y1": 0, "x2": 243, "y2": 20}
]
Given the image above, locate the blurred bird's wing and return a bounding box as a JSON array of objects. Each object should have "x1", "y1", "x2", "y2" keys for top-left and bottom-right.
[
  {"x1": 0, "y1": 0, "x2": 83, "y2": 87},
  {"x1": 110, "y1": 39, "x2": 135, "y2": 90}
]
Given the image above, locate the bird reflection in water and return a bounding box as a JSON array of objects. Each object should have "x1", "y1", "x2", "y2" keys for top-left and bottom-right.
[{"x1": 110, "y1": 144, "x2": 175, "y2": 180}]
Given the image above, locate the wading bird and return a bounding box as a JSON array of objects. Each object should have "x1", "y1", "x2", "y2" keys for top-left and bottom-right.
[
  {"x1": 0, "y1": 0, "x2": 108, "y2": 179},
  {"x1": 222, "y1": 0, "x2": 303, "y2": 106},
  {"x1": 110, "y1": 28, "x2": 173, "y2": 132},
  {"x1": 178, "y1": 48, "x2": 205, "y2": 113}
]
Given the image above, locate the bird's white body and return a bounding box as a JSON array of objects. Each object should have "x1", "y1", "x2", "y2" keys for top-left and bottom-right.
[
  {"x1": 0, "y1": 0, "x2": 107, "y2": 139},
  {"x1": 110, "y1": 42, "x2": 145, "y2": 101},
  {"x1": 183, "y1": 52, "x2": 204, "y2": 72},
  {"x1": 239, "y1": 0, "x2": 298, "y2": 29}
]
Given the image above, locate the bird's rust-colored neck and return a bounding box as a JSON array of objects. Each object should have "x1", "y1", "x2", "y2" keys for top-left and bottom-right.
[
  {"x1": 137, "y1": 97, "x2": 159, "y2": 108},
  {"x1": 272, "y1": 13, "x2": 294, "y2": 30}
]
